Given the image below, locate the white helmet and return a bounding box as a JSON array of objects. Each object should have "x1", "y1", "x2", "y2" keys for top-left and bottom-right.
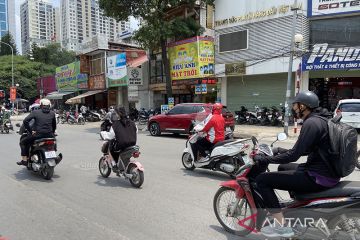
[{"x1": 40, "y1": 98, "x2": 51, "y2": 107}]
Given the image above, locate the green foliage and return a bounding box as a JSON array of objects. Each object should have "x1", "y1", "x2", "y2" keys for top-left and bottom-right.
[
  {"x1": 0, "y1": 32, "x2": 17, "y2": 56},
  {"x1": 30, "y1": 43, "x2": 76, "y2": 67},
  {"x1": 0, "y1": 55, "x2": 56, "y2": 100}
]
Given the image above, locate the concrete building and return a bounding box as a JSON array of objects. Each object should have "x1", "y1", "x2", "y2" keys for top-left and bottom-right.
[
  {"x1": 214, "y1": 0, "x2": 308, "y2": 112},
  {"x1": 5, "y1": 0, "x2": 16, "y2": 40},
  {"x1": 20, "y1": 0, "x2": 59, "y2": 54},
  {"x1": 61, "y1": 0, "x2": 130, "y2": 51}
]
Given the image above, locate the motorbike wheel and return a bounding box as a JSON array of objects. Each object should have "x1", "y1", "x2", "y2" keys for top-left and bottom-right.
[
  {"x1": 213, "y1": 187, "x2": 254, "y2": 236},
  {"x1": 41, "y1": 164, "x2": 54, "y2": 180},
  {"x1": 356, "y1": 151, "x2": 360, "y2": 170},
  {"x1": 4, "y1": 126, "x2": 9, "y2": 134},
  {"x1": 128, "y1": 165, "x2": 144, "y2": 188},
  {"x1": 327, "y1": 211, "x2": 360, "y2": 240},
  {"x1": 149, "y1": 122, "x2": 161, "y2": 136},
  {"x1": 79, "y1": 118, "x2": 85, "y2": 125},
  {"x1": 98, "y1": 156, "x2": 111, "y2": 178},
  {"x1": 182, "y1": 152, "x2": 195, "y2": 170}
]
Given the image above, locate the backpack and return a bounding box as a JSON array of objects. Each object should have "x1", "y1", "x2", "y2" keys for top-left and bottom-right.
[
  {"x1": 112, "y1": 119, "x2": 137, "y2": 151},
  {"x1": 316, "y1": 115, "x2": 358, "y2": 178}
]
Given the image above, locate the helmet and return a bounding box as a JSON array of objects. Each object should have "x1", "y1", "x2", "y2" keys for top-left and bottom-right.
[
  {"x1": 109, "y1": 106, "x2": 115, "y2": 112},
  {"x1": 212, "y1": 103, "x2": 223, "y2": 114},
  {"x1": 40, "y1": 98, "x2": 51, "y2": 107},
  {"x1": 292, "y1": 91, "x2": 319, "y2": 109}
]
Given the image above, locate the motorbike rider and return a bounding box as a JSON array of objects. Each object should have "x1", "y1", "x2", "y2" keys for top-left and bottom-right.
[
  {"x1": 253, "y1": 91, "x2": 339, "y2": 238},
  {"x1": 17, "y1": 98, "x2": 56, "y2": 166},
  {"x1": 101, "y1": 106, "x2": 137, "y2": 170},
  {"x1": 192, "y1": 103, "x2": 225, "y2": 163}
]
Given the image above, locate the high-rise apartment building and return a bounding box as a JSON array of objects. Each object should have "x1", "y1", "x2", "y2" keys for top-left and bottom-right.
[
  {"x1": 61, "y1": 0, "x2": 130, "y2": 51},
  {"x1": 0, "y1": 0, "x2": 9, "y2": 37},
  {"x1": 20, "y1": 0, "x2": 60, "y2": 54},
  {"x1": 7, "y1": 0, "x2": 16, "y2": 41}
]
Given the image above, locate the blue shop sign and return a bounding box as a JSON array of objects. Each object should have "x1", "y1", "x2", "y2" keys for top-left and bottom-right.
[{"x1": 302, "y1": 44, "x2": 360, "y2": 71}]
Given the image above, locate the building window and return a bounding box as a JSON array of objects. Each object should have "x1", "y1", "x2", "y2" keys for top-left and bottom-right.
[{"x1": 219, "y1": 30, "x2": 248, "y2": 53}]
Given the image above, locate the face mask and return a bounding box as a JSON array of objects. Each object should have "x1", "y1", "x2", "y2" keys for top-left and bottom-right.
[{"x1": 291, "y1": 108, "x2": 298, "y2": 119}]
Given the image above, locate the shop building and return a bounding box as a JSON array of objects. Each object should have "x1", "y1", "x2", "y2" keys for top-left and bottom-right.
[
  {"x1": 301, "y1": 0, "x2": 360, "y2": 111},
  {"x1": 214, "y1": 0, "x2": 308, "y2": 112}
]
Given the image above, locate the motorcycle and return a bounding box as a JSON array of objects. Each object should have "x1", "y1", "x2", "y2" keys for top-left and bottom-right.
[
  {"x1": 213, "y1": 133, "x2": 360, "y2": 239},
  {"x1": 258, "y1": 106, "x2": 271, "y2": 126},
  {"x1": 0, "y1": 112, "x2": 13, "y2": 134},
  {"x1": 269, "y1": 106, "x2": 283, "y2": 126},
  {"x1": 138, "y1": 108, "x2": 150, "y2": 125},
  {"x1": 83, "y1": 110, "x2": 101, "y2": 122},
  {"x1": 98, "y1": 141, "x2": 144, "y2": 188},
  {"x1": 67, "y1": 111, "x2": 85, "y2": 125},
  {"x1": 181, "y1": 123, "x2": 247, "y2": 178},
  {"x1": 16, "y1": 123, "x2": 62, "y2": 180},
  {"x1": 247, "y1": 106, "x2": 260, "y2": 125},
  {"x1": 235, "y1": 106, "x2": 248, "y2": 124}
]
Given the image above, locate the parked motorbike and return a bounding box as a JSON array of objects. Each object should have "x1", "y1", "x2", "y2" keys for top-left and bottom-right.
[
  {"x1": 235, "y1": 106, "x2": 248, "y2": 124},
  {"x1": 98, "y1": 141, "x2": 144, "y2": 188},
  {"x1": 213, "y1": 133, "x2": 360, "y2": 239},
  {"x1": 181, "y1": 123, "x2": 246, "y2": 178},
  {"x1": 129, "y1": 108, "x2": 139, "y2": 121},
  {"x1": 83, "y1": 110, "x2": 101, "y2": 122},
  {"x1": 247, "y1": 106, "x2": 260, "y2": 125},
  {"x1": 258, "y1": 106, "x2": 271, "y2": 126},
  {"x1": 138, "y1": 108, "x2": 150, "y2": 125},
  {"x1": 269, "y1": 106, "x2": 283, "y2": 126},
  {"x1": 67, "y1": 111, "x2": 85, "y2": 125},
  {"x1": 16, "y1": 123, "x2": 62, "y2": 180}
]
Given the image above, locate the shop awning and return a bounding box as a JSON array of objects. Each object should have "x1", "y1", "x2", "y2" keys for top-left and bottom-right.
[
  {"x1": 65, "y1": 90, "x2": 104, "y2": 104},
  {"x1": 46, "y1": 91, "x2": 74, "y2": 100},
  {"x1": 127, "y1": 55, "x2": 148, "y2": 68}
]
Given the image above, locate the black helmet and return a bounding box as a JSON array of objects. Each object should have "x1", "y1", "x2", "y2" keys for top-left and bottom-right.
[{"x1": 292, "y1": 91, "x2": 319, "y2": 109}]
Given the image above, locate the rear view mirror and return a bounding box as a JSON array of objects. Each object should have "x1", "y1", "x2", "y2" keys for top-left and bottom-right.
[{"x1": 277, "y1": 132, "x2": 287, "y2": 141}]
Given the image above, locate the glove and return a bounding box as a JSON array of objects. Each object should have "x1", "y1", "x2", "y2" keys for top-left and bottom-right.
[{"x1": 253, "y1": 154, "x2": 270, "y2": 165}]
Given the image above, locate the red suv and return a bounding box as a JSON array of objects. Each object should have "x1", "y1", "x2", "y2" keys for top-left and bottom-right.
[{"x1": 148, "y1": 103, "x2": 235, "y2": 136}]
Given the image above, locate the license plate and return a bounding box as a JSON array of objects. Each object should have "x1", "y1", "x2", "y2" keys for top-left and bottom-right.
[{"x1": 45, "y1": 151, "x2": 57, "y2": 159}]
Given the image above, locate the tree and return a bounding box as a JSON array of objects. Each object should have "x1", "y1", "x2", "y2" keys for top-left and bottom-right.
[
  {"x1": 30, "y1": 43, "x2": 76, "y2": 67},
  {"x1": 0, "y1": 55, "x2": 56, "y2": 101},
  {"x1": 0, "y1": 32, "x2": 17, "y2": 56},
  {"x1": 99, "y1": 0, "x2": 214, "y2": 99}
]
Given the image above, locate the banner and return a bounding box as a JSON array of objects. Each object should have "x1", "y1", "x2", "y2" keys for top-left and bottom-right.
[
  {"x1": 56, "y1": 61, "x2": 88, "y2": 91},
  {"x1": 128, "y1": 67, "x2": 143, "y2": 85},
  {"x1": 10, "y1": 87, "x2": 16, "y2": 102},
  {"x1": 107, "y1": 53, "x2": 128, "y2": 87},
  {"x1": 168, "y1": 36, "x2": 215, "y2": 81},
  {"x1": 308, "y1": 0, "x2": 360, "y2": 17},
  {"x1": 302, "y1": 43, "x2": 360, "y2": 71}
]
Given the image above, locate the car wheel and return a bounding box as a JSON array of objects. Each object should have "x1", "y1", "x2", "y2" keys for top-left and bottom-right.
[{"x1": 149, "y1": 122, "x2": 161, "y2": 136}]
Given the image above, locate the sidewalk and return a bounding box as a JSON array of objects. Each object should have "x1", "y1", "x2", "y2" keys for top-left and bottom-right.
[{"x1": 233, "y1": 124, "x2": 301, "y2": 141}]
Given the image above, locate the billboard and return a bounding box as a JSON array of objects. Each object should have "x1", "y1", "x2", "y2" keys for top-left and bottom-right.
[
  {"x1": 302, "y1": 43, "x2": 360, "y2": 71},
  {"x1": 308, "y1": 0, "x2": 360, "y2": 17},
  {"x1": 168, "y1": 36, "x2": 215, "y2": 81},
  {"x1": 55, "y1": 62, "x2": 88, "y2": 92},
  {"x1": 107, "y1": 53, "x2": 128, "y2": 87}
]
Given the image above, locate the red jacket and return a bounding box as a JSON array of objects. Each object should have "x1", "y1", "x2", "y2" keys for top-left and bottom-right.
[{"x1": 202, "y1": 111, "x2": 225, "y2": 144}]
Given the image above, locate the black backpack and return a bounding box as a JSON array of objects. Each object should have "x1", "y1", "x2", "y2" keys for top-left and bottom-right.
[
  {"x1": 112, "y1": 119, "x2": 137, "y2": 151},
  {"x1": 317, "y1": 115, "x2": 358, "y2": 178}
]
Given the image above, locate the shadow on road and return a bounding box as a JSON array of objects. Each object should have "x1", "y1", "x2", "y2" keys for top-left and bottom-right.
[
  {"x1": 209, "y1": 225, "x2": 263, "y2": 240},
  {"x1": 181, "y1": 168, "x2": 230, "y2": 181},
  {"x1": 94, "y1": 175, "x2": 139, "y2": 189},
  {"x1": 13, "y1": 167, "x2": 60, "y2": 183}
]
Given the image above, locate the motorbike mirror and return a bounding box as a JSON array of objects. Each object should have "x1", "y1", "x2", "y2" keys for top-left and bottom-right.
[
  {"x1": 15, "y1": 123, "x2": 21, "y2": 127},
  {"x1": 277, "y1": 132, "x2": 287, "y2": 141},
  {"x1": 251, "y1": 136, "x2": 258, "y2": 146}
]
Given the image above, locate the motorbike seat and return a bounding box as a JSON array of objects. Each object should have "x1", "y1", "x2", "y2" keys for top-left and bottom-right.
[
  {"x1": 294, "y1": 181, "x2": 360, "y2": 200},
  {"x1": 212, "y1": 139, "x2": 235, "y2": 150},
  {"x1": 33, "y1": 138, "x2": 56, "y2": 144}
]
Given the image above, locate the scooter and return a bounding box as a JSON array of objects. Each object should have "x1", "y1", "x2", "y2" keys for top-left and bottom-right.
[
  {"x1": 235, "y1": 106, "x2": 248, "y2": 124},
  {"x1": 98, "y1": 141, "x2": 144, "y2": 188},
  {"x1": 0, "y1": 114, "x2": 13, "y2": 134},
  {"x1": 213, "y1": 133, "x2": 360, "y2": 239},
  {"x1": 16, "y1": 123, "x2": 62, "y2": 180},
  {"x1": 181, "y1": 121, "x2": 248, "y2": 178}
]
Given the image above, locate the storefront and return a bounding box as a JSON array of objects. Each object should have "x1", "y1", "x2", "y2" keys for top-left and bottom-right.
[
  {"x1": 302, "y1": 2, "x2": 360, "y2": 110},
  {"x1": 214, "y1": 0, "x2": 307, "y2": 111}
]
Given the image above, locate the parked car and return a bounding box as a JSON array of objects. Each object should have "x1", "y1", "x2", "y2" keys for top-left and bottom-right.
[
  {"x1": 147, "y1": 103, "x2": 235, "y2": 136},
  {"x1": 334, "y1": 99, "x2": 360, "y2": 130}
]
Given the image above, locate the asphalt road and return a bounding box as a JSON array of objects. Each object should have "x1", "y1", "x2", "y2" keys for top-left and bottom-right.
[{"x1": 0, "y1": 122, "x2": 359, "y2": 240}]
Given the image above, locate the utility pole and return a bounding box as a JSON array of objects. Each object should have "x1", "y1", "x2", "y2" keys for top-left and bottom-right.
[{"x1": 284, "y1": 0, "x2": 299, "y2": 136}]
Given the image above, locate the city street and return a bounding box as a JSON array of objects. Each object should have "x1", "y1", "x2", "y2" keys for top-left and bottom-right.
[{"x1": 0, "y1": 122, "x2": 359, "y2": 240}]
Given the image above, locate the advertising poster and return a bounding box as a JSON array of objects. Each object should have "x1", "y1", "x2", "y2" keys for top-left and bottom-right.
[
  {"x1": 56, "y1": 62, "x2": 88, "y2": 91},
  {"x1": 308, "y1": 0, "x2": 360, "y2": 17},
  {"x1": 107, "y1": 53, "x2": 128, "y2": 87},
  {"x1": 128, "y1": 67, "x2": 143, "y2": 85},
  {"x1": 168, "y1": 36, "x2": 215, "y2": 81}
]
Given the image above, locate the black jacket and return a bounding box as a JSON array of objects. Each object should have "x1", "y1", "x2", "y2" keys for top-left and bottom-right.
[
  {"x1": 268, "y1": 108, "x2": 337, "y2": 178},
  {"x1": 112, "y1": 118, "x2": 137, "y2": 150},
  {"x1": 23, "y1": 108, "x2": 56, "y2": 135}
]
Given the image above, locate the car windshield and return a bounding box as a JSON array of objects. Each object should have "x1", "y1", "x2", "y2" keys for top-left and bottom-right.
[{"x1": 339, "y1": 103, "x2": 360, "y2": 112}]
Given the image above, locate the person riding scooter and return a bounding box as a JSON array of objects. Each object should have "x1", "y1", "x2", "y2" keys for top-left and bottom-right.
[
  {"x1": 253, "y1": 91, "x2": 339, "y2": 238},
  {"x1": 17, "y1": 98, "x2": 56, "y2": 166},
  {"x1": 192, "y1": 103, "x2": 225, "y2": 163}
]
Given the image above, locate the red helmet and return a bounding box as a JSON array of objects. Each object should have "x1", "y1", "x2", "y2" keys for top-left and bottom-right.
[{"x1": 212, "y1": 103, "x2": 223, "y2": 114}]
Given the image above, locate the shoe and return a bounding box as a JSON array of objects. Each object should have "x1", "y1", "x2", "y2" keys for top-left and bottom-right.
[
  {"x1": 16, "y1": 160, "x2": 28, "y2": 166},
  {"x1": 261, "y1": 225, "x2": 294, "y2": 238}
]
